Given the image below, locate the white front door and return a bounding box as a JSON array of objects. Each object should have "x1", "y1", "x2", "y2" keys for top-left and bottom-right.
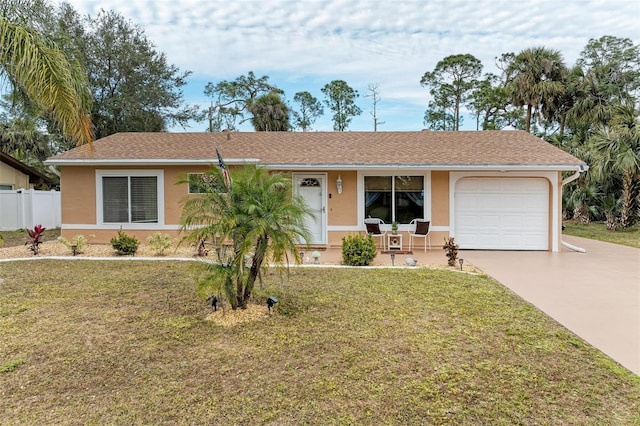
[{"x1": 294, "y1": 174, "x2": 326, "y2": 245}]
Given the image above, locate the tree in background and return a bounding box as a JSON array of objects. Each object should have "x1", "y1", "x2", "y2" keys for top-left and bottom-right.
[
  {"x1": 292, "y1": 91, "x2": 323, "y2": 132},
  {"x1": 467, "y1": 73, "x2": 524, "y2": 130},
  {"x1": 423, "y1": 87, "x2": 455, "y2": 131},
  {"x1": 0, "y1": 99, "x2": 53, "y2": 166},
  {"x1": 364, "y1": 83, "x2": 385, "y2": 131},
  {"x1": 321, "y1": 80, "x2": 362, "y2": 131},
  {"x1": 567, "y1": 36, "x2": 640, "y2": 131},
  {"x1": 0, "y1": 0, "x2": 92, "y2": 147},
  {"x1": 249, "y1": 91, "x2": 290, "y2": 131},
  {"x1": 577, "y1": 35, "x2": 640, "y2": 102},
  {"x1": 204, "y1": 71, "x2": 283, "y2": 131},
  {"x1": 504, "y1": 47, "x2": 567, "y2": 133},
  {"x1": 421, "y1": 54, "x2": 483, "y2": 131},
  {"x1": 60, "y1": 8, "x2": 196, "y2": 139},
  {"x1": 587, "y1": 103, "x2": 640, "y2": 228},
  {"x1": 180, "y1": 164, "x2": 312, "y2": 309}
]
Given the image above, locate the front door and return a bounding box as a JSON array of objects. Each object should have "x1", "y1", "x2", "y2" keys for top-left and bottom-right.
[{"x1": 294, "y1": 174, "x2": 326, "y2": 245}]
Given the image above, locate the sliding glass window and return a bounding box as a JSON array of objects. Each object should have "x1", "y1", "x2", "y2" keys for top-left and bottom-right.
[{"x1": 364, "y1": 175, "x2": 424, "y2": 224}]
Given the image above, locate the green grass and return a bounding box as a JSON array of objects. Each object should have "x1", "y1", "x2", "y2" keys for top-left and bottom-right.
[
  {"x1": 564, "y1": 221, "x2": 640, "y2": 248},
  {"x1": 1, "y1": 261, "x2": 638, "y2": 424},
  {"x1": 0, "y1": 228, "x2": 61, "y2": 248}
]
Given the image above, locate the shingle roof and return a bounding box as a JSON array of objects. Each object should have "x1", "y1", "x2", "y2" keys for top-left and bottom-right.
[{"x1": 46, "y1": 130, "x2": 586, "y2": 169}]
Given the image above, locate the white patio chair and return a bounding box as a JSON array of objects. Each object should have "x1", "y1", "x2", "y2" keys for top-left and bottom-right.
[
  {"x1": 409, "y1": 219, "x2": 431, "y2": 252},
  {"x1": 364, "y1": 217, "x2": 387, "y2": 251}
]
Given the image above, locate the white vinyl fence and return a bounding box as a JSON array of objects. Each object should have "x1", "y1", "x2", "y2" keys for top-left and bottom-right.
[{"x1": 0, "y1": 189, "x2": 61, "y2": 231}]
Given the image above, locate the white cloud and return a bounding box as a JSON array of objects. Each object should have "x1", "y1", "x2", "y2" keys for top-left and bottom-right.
[{"x1": 64, "y1": 0, "x2": 639, "y2": 131}]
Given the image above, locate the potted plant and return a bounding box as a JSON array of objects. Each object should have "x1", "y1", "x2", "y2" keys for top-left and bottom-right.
[{"x1": 391, "y1": 221, "x2": 399, "y2": 234}]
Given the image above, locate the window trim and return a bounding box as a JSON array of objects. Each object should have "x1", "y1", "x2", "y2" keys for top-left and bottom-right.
[{"x1": 96, "y1": 169, "x2": 164, "y2": 228}]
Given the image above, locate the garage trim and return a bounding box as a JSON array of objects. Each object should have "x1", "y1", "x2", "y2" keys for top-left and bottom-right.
[{"x1": 450, "y1": 171, "x2": 560, "y2": 251}]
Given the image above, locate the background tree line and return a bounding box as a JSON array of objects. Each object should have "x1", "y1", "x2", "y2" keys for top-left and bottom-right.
[{"x1": 1, "y1": 1, "x2": 638, "y2": 228}]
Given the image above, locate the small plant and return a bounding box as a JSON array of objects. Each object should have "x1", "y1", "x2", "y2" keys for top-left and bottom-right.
[
  {"x1": 196, "y1": 237, "x2": 209, "y2": 256},
  {"x1": 1, "y1": 359, "x2": 25, "y2": 373},
  {"x1": 443, "y1": 236, "x2": 459, "y2": 267},
  {"x1": 26, "y1": 224, "x2": 46, "y2": 255},
  {"x1": 110, "y1": 229, "x2": 139, "y2": 255},
  {"x1": 391, "y1": 221, "x2": 399, "y2": 234},
  {"x1": 147, "y1": 232, "x2": 172, "y2": 256},
  {"x1": 58, "y1": 235, "x2": 88, "y2": 255},
  {"x1": 341, "y1": 234, "x2": 377, "y2": 266}
]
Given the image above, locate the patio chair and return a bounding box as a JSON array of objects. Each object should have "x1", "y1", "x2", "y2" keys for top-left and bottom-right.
[
  {"x1": 364, "y1": 217, "x2": 387, "y2": 251},
  {"x1": 409, "y1": 219, "x2": 431, "y2": 252}
]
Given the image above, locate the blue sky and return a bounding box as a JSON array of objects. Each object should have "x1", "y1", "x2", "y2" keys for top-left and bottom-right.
[{"x1": 66, "y1": 0, "x2": 640, "y2": 132}]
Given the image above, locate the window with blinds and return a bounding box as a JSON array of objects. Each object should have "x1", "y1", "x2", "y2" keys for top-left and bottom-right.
[{"x1": 102, "y1": 175, "x2": 158, "y2": 223}]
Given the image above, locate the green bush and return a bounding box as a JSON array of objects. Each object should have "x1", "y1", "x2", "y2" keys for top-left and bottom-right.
[
  {"x1": 341, "y1": 234, "x2": 377, "y2": 266},
  {"x1": 147, "y1": 232, "x2": 172, "y2": 256},
  {"x1": 110, "y1": 230, "x2": 139, "y2": 256},
  {"x1": 58, "y1": 235, "x2": 88, "y2": 254}
]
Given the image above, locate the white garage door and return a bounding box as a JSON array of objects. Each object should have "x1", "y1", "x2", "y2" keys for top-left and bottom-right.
[{"x1": 455, "y1": 178, "x2": 549, "y2": 250}]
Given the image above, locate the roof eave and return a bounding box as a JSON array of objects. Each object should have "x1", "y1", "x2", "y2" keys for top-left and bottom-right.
[
  {"x1": 44, "y1": 158, "x2": 587, "y2": 172},
  {"x1": 44, "y1": 158, "x2": 261, "y2": 166}
]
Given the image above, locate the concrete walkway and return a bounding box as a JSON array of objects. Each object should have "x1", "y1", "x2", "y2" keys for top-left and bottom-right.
[{"x1": 461, "y1": 236, "x2": 640, "y2": 376}]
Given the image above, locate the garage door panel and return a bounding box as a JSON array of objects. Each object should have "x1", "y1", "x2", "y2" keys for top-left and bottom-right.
[
  {"x1": 455, "y1": 178, "x2": 549, "y2": 250},
  {"x1": 457, "y1": 196, "x2": 479, "y2": 209},
  {"x1": 524, "y1": 215, "x2": 547, "y2": 229},
  {"x1": 479, "y1": 214, "x2": 501, "y2": 227},
  {"x1": 479, "y1": 195, "x2": 501, "y2": 209},
  {"x1": 502, "y1": 234, "x2": 525, "y2": 247},
  {"x1": 478, "y1": 179, "x2": 502, "y2": 191},
  {"x1": 501, "y1": 214, "x2": 523, "y2": 228},
  {"x1": 500, "y1": 194, "x2": 524, "y2": 210}
]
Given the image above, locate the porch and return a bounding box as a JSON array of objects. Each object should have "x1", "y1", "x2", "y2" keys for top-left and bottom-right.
[{"x1": 296, "y1": 245, "x2": 460, "y2": 269}]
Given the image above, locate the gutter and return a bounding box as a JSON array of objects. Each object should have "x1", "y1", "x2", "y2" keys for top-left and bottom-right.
[
  {"x1": 561, "y1": 164, "x2": 589, "y2": 253},
  {"x1": 43, "y1": 158, "x2": 587, "y2": 171}
]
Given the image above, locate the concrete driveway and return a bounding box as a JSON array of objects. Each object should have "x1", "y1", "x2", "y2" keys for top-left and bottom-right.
[{"x1": 461, "y1": 235, "x2": 640, "y2": 376}]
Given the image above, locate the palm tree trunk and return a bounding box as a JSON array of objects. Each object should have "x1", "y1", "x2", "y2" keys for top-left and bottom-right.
[
  {"x1": 241, "y1": 236, "x2": 269, "y2": 306},
  {"x1": 620, "y1": 172, "x2": 637, "y2": 228},
  {"x1": 525, "y1": 105, "x2": 532, "y2": 133}
]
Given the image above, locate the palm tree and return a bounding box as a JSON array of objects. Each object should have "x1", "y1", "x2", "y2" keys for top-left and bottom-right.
[
  {"x1": 588, "y1": 103, "x2": 640, "y2": 228},
  {"x1": 505, "y1": 47, "x2": 567, "y2": 133},
  {"x1": 180, "y1": 164, "x2": 312, "y2": 309},
  {"x1": 248, "y1": 91, "x2": 290, "y2": 131},
  {"x1": 0, "y1": 4, "x2": 93, "y2": 146}
]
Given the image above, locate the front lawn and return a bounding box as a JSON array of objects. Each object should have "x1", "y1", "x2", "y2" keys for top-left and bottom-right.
[
  {"x1": 564, "y1": 221, "x2": 640, "y2": 248},
  {"x1": 1, "y1": 261, "x2": 638, "y2": 424}
]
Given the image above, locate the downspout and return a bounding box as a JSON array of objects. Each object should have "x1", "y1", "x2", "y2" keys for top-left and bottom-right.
[{"x1": 561, "y1": 165, "x2": 588, "y2": 253}]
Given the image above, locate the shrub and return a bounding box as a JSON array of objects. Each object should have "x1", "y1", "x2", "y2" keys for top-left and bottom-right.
[
  {"x1": 341, "y1": 234, "x2": 377, "y2": 266},
  {"x1": 147, "y1": 232, "x2": 172, "y2": 256},
  {"x1": 58, "y1": 235, "x2": 88, "y2": 255},
  {"x1": 443, "y1": 237, "x2": 459, "y2": 267},
  {"x1": 26, "y1": 224, "x2": 46, "y2": 255},
  {"x1": 110, "y1": 230, "x2": 139, "y2": 255}
]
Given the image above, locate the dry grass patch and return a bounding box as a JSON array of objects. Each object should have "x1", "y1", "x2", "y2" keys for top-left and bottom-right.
[
  {"x1": 1, "y1": 260, "x2": 638, "y2": 424},
  {"x1": 205, "y1": 303, "x2": 273, "y2": 326}
]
